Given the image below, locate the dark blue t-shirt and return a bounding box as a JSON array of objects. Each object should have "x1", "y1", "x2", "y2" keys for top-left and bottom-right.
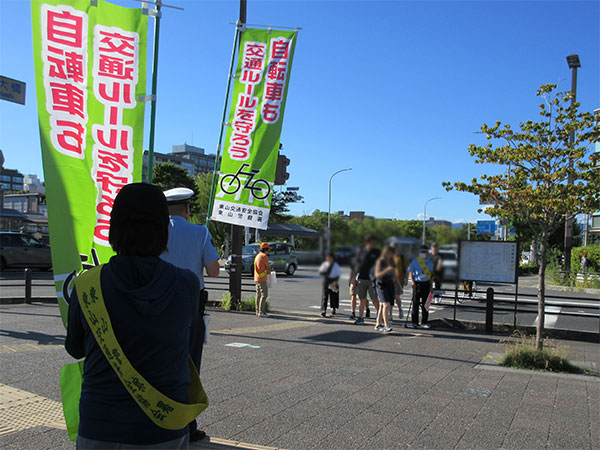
[{"x1": 65, "y1": 256, "x2": 199, "y2": 445}]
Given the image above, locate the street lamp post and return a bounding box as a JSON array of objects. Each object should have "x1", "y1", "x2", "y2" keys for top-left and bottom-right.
[
  {"x1": 564, "y1": 54, "x2": 580, "y2": 272},
  {"x1": 327, "y1": 168, "x2": 352, "y2": 252},
  {"x1": 422, "y1": 197, "x2": 441, "y2": 245}
]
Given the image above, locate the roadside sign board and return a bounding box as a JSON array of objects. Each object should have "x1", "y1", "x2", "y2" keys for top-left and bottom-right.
[
  {"x1": 476, "y1": 220, "x2": 496, "y2": 234},
  {"x1": 0, "y1": 75, "x2": 26, "y2": 105},
  {"x1": 459, "y1": 240, "x2": 518, "y2": 283}
]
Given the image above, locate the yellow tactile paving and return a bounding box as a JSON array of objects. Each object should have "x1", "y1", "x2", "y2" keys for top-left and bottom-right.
[
  {"x1": 195, "y1": 437, "x2": 285, "y2": 450},
  {"x1": 0, "y1": 383, "x2": 66, "y2": 436},
  {"x1": 212, "y1": 319, "x2": 312, "y2": 336},
  {"x1": 0, "y1": 343, "x2": 63, "y2": 354}
]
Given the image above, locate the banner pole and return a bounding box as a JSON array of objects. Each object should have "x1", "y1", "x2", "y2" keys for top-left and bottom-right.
[
  {"x1": 146, "y1": 2, "x2": 162, "y2": 183},
  {"x1": 205, "y1": 22, "x2": 241, "y2": 225}
]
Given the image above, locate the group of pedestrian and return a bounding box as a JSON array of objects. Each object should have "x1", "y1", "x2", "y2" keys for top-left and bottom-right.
[{"x1": 319, "y1": 235, "x2": 442, "y2": 332}]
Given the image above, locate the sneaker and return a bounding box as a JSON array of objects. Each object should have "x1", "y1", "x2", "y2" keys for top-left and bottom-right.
[
  {"x1": 365, "y1": 309, "x2": 371, "y2": 318},
  {"x1": 383, "y1": 326, "x2": 393, "y2": 333},
  {"x1": 350, "y1": 312, "x2": 356, "y2": 319},
  {"x1": 374, "y1": 325, "x2": 383, "y2": 331},
  {"x1": 354, "y1": 317, "x2": 364, "y2": 325},
  {"x1": 320, "y1": 312, "x2": 327, "y2": 318},
  {"x1": 399, "y1": 309, "x2": 404, "y2": 319},
  {"x1": 262, "y1": 312, "x2": 268, "y2": 317},
  {"x1": 410, "y1": 323, "x2": 419, "y2": 329},
  {"x1": 421, "y1": 323, "x2": 431, "y2": 329},
  {"x1": 332, "y1": 308, "x2": 336, "y2": 315}
]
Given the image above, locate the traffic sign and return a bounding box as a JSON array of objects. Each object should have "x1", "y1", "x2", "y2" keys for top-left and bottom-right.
[
  {"x1": 476, "y1": 220, "x2": 496, "y2": 234},
  {"x1": 0, "y1": 75, "x2": 26, "y2": 105}
]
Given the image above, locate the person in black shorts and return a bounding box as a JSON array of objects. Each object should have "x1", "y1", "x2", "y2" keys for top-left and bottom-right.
[{"x1": 353, "y1": 235, "x2": 380, "y2": 324}]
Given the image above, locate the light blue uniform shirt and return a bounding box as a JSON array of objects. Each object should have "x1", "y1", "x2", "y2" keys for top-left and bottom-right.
[
  {"x1": 160, "y1": 215, "x2": 220, "y2": 289},
  {"x1": 408, "y1": 257, "x2": 434, "y2": 282}
]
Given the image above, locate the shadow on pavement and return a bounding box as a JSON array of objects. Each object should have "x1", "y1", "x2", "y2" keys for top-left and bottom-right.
[
  {"x1": 214, "y1": 331, "x2": 481, "y2": 366},
  {"x1": 0, "y1": 329, "x2": 65, "y2": 345}
]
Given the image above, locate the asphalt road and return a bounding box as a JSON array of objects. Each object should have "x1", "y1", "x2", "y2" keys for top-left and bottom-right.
[
  {"x1": 205, "y1": 265, "x2": 600, "y2": 335},
  {"x1": 2, "y1": 265, "x2": 598, "y2": 334}
]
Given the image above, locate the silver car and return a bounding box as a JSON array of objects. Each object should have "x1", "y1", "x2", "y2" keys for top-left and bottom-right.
[
  {"x1": 225, "y1": 242, "x2": 299, "y2": 276},
  {"x1": 0, "y1": 232, "x2": 52, "y2": 271}
]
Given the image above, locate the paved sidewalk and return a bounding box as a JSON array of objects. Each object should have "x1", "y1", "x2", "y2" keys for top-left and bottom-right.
[{"x1": 0, "y1": 303, "x2": 598, "y2": 449}]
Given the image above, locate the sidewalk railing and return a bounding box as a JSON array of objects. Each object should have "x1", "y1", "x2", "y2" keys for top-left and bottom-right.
[{"x1": 435, "y1": 287, "x2": 599, "y2": 334}]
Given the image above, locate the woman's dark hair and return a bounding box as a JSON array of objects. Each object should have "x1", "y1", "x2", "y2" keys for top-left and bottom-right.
[
  {"x1": 109, "y1": 183, "x2": 169, "y2": 256},
  {"x1": 326, "y1": 251, "x2": 335, "y2": 259}
]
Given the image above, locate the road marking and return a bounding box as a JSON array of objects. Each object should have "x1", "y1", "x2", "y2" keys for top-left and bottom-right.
[
  {"x1": 533, "y1": 306, "x2": 561, "y2": 328},
  {"x1": 0, "y1": 383, "x2": 66, "y2": 436},
  {"x1": 225, "y1": 342, "x2": 263, "y2": 349}
]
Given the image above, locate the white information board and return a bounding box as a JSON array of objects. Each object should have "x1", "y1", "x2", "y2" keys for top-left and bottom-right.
[{"x1": 459, "y1": 241, "x2": 518, "y2": 283}]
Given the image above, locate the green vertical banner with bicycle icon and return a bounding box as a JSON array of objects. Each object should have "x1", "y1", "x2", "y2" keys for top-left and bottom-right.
[{"x1": 210, "y1": 27, "x2": 298, "y2": 229}]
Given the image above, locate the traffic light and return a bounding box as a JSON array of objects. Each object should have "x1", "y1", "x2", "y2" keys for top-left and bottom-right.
[{"x1": 275, "y1": 154, "x2": 290, "y2": 185}]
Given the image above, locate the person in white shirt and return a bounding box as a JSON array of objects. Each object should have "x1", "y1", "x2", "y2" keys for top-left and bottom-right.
[{"x1": 319, "y1": 251, "x2": 341, "y2": 317}]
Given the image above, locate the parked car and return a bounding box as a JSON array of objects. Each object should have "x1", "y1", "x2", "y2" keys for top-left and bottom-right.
[
  {"x1": 0, "y1": 232, "x2": 52, "y2": 271},
  {"x1": 334, "y1": 246, "x2": 356, "y2": 265},
  {"x1": 438, "y1": 249, "x2": 458, "y2": 282},
  {"x1": 224, "y1": 242, "x2": 298, "y2": 276}
]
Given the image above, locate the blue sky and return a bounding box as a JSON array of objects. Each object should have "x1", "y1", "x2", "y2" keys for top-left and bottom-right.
[{"x1": 1, "y1": 0, "x2": 598, "y2": 224}]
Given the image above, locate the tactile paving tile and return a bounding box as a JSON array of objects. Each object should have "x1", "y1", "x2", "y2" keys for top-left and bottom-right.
[{"x1": 0, "y1": 383, "x2": 66, "y2": 436}]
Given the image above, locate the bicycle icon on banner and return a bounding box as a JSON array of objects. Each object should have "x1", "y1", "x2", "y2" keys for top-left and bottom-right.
[{"x1": 219, "y1": 164, "x2": 272, "y2": 201}]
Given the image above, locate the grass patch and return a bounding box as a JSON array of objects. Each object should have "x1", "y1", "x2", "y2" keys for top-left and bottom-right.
[
  {"x1": 500, "y1": 332, "x2": 597, "y2": 376},
  {"x1": 220, "y1": 293, "x2": 270, "y2": 312}
]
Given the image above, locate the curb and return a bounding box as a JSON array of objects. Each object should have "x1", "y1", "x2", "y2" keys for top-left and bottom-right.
[
  {"x1": 0, "y1": 298, "x2": 225, "y2": 306},
  {"x1": 428, "y1": 318, "x2": 600, "y2": 344},
  {"x1": 0, "y1": 297, "x2": 58, "y2": 305}
]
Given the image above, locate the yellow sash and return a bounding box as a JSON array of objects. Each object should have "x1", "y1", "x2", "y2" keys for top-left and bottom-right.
[
  {"x1": 416, "y1": 257, "x2": 432, "y2": 281},
  {"x1": 75, "y1": 265, "x2": 208, "y2": 430}
]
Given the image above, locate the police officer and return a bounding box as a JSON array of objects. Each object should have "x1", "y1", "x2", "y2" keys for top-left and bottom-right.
[
  {"x1": 408, "y1": 246, "x2": 434, "y2": 329},
  {"x1": 161, "y1": 187, "x2": 220, "y2": 442}
]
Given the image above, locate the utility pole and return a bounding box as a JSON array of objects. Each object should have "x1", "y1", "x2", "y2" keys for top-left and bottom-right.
[
  {"x1": 228, "y1": 0, "x2": 247, "y2": 309},
  {"x1": 563, "y1": 54, "x2": 580, "y2": 273}
]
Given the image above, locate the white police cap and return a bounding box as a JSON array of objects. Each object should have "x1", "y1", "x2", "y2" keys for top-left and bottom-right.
[{"x1": 163, "y1": 187, "x2": 194, "y2": 204}]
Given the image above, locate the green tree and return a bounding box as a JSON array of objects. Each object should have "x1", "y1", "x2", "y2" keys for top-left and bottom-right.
[
  {"x1": 269, "y1": 192, "x2": 292, "y2": 223},
  {"x1": 444, "y1": 84, "x2": 600, "y2": 350},
  {"x1": 152, "y1": 163, "x2": 196, "y2": 193}
]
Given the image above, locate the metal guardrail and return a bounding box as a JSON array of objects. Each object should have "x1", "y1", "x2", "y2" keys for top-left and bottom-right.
[
  {"x1": 434, "y1": 287, "x2": 599, "y2": 333},
  {"x1": 204, "y1": 278, "x2": 256, "y2": 295}
]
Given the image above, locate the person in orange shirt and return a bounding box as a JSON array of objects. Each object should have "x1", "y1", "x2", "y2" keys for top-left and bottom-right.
[{"x1": 254, "y1": 242, "x2": 271, "y2": 317}]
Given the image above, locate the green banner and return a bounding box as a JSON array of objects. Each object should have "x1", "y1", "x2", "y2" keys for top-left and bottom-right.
[
  {"x1": 210, "y1": 27, "x2": 297, "y2": 230},
  {"x1": 31, "y1": 0, "x2": 147, "y2": 326}
]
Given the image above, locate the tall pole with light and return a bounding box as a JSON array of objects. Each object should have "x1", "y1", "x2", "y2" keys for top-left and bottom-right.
[
  {"x1": 327, "y1": 168, "x2": 352, "y2": 251},
  {"x1": 563, "y1": 54, "x2": 580, "y2": 273},
  {"x1": 422, "y1": 197, "x2": 441, "y2": 245}
]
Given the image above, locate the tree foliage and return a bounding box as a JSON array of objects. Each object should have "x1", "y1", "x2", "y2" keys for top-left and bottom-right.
[{"x1": 444, "y1": 84, "x2": 600, "y2": 349}]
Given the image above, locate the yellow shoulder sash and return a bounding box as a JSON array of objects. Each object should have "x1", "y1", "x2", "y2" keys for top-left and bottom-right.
[{"x1": 75, "y1": 265, "x2": 208, "y2": 430}]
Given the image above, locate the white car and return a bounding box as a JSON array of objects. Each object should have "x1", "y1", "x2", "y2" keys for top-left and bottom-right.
[{"x1": 438, "y1": 250, "x2": 458, "y2": 282}]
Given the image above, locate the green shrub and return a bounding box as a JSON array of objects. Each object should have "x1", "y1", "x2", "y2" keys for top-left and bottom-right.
[
  {"x1": 220, "y1": 293, "x2": 270, "y2": 312},
  {"x1": 500, "y1": 332, "x2": 595, "y2": 375},
  {"x1": 518, "y1": 262, "x2": 539, "y2": 275},
  {"x1": 220, "y1": 292, "x2": 231, "y2": 311}
]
